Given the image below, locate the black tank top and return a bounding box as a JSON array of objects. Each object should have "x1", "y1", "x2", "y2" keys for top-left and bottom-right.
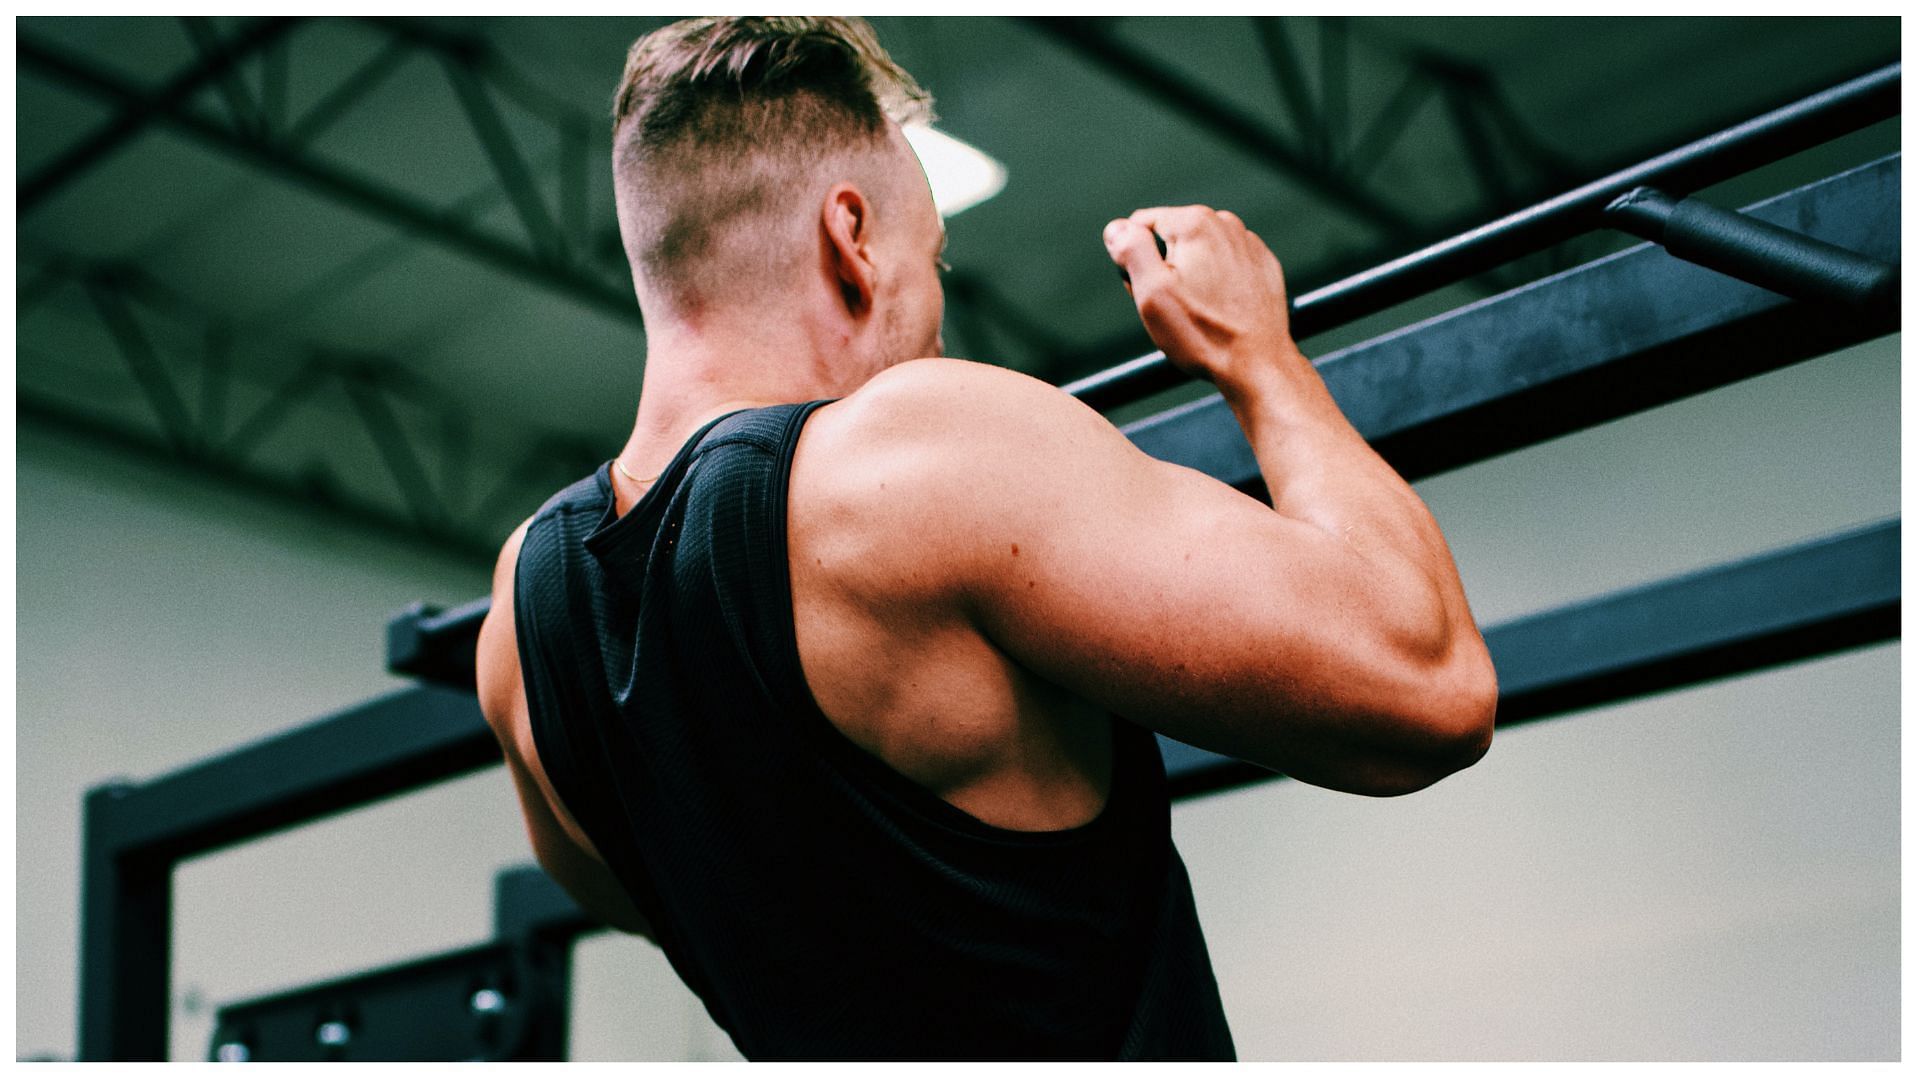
[{"x1": 513, "y1": 401, "x2": 1235, "y2": 1061}]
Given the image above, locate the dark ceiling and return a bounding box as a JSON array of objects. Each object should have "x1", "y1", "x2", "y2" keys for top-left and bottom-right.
[{"x1": 14, "y1": 16, "x2": 1899, "y2": 564}]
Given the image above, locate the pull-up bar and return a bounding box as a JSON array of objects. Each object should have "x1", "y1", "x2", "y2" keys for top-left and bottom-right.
[{"x1": 1062, "y1": 62, "x2": 1899, "y2": 411}]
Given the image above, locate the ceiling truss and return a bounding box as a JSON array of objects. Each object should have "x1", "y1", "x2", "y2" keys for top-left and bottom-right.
[
  {"x1": 15, "y1": 16, "x2": 1871, "y2": 559},
  {"x1": 18, "y1": 254, "x2": 600, "y2": 564}
]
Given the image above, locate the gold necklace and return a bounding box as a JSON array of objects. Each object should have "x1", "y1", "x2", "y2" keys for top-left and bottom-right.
[{"x1": 613, "y1": 458, "x2": 660, "y2": 486}]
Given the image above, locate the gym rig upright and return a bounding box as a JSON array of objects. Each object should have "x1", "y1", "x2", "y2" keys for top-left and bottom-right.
[{"x1": 76, "y1": 63, "x2": 1900, "y2": 1061}]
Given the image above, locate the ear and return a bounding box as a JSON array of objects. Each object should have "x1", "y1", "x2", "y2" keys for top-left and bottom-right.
[{"x1": 820, "y1": 183, "x2": 877, "y2": 318}]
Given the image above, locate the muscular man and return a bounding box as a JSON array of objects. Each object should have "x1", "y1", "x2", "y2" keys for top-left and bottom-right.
[{"x1": 474, "y1": 16, "x2": 1495, "y2": 1061}]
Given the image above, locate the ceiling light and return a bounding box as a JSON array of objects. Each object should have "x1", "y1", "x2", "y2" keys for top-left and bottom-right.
[{"x1": 905, "y1": 125, "x2": 1007, "y2": 218}]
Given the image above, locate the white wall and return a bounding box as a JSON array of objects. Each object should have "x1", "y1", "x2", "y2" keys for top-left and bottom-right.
[
  {"x1": 13, "y1": 423, "x2": 506, "y2": 1060},
  {"x1": 13, "y1": 333, "x2": 1897, "y2": 1061}
]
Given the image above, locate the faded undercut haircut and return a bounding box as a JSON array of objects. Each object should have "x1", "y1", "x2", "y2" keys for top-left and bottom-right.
[{"x1": 611, "y1": 17, "x2": 934, "y2": 313}]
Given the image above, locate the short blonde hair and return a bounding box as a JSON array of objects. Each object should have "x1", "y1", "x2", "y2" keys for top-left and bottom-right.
[{"x1": 611, "y1": 17, "x2": 934, "y2": 311}]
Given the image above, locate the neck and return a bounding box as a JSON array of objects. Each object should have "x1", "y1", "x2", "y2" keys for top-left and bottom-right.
[{"x1": 614, "y1": 301, "x2": 874, "y2": 489}]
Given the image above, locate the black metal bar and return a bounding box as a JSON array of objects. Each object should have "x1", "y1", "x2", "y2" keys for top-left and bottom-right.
[
  {"x1": 341, "y1": 373, "x2": 454, "y2": 532},
  {"x1": 283, "y1": 36, "x2": 413, "y2": 150},
  {"x1": 495, "y1": 866, "x2": 596, "y2": 943},
  {"x1": 17, "y1": 34, "x2": 645, "y2": 330},
  {"x1": 1463, "y1": 73, "x2": 1580, "y2": 185},
  {"x1": 1061, "y1": 61, "x2": 1900, "y2": 412},
  {"x1": 209, "y1": 939, "x2": 565, "y2": 1061},
  {"x1": 1252, "y1": 18, "x2": 1315, "y2": 147},
  {"x1": 217, "y1": 361, "x2": 329, "y2": 463},
  {"x1": 18, "y1": 17, "x2": 304, "y2": 214},
  {"x1": 178, "y1": 17, "x2": 264, "y2": 136},
  {"x1": 1162, "y1": 518, "x2": 1900, "y2": 796},
  {"x1": 559, "y1": 121, "x2": 590, "y2": 255},
  {"x1": 1021, "y1": 18, "x2": 1420, "y2": 236},
  {"x1": 464, "y1": 444, "x2": 582, "y2": 541},
  {"x1": 439, "y1": 54, "x2": 569, "y2": 264},
  {"x1": 1605, "y1": 186, "x2": 1898, "y2": 310},
  {"x1": 73, "y1": 686, "x2": 493, "y2": 1060},
  {"x1": 1122, "y1": 154, "x2": 1898, "y2": 491},
  {"x1": 387, "y1": 597, "x2": 494, "y2": 688},
  {"x1": 196, "y1": 866, "x2": 591, "y2": 1063},
  {"x1": 439, "y1": 410, "x2": 475, "y2": 524},
  {"x1": 1347, "y1": 68, "x2": 1433, "y2": 181},
  {"x1": 77, "y1": 785, "x2": 174, "y2": 1062},
  {"x1": 1317, "y1": 16, "x2": 1348, "y2": 169},
  {"x1": 259, "y1": 30, "x2": 289, "y2": 133},
  {"x1": 85, "y1": 281, "x2": 200, "y2": 455},
  {"x1": 1491, "y1": 520, "x2": 1899, "y2": 724},
  {"x1": 1441, "y1": 82, "x2": 1516, "y2": 206},
  {"x1": 86, "y1": 685, "x2": 495, "y2": 862},
  {"x1": 199, "y1": 324, "x2": 233, "y2": 449}
]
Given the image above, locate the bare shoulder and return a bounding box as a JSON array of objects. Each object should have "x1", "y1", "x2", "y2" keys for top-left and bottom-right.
[
  {"x1": 790, "y1": 356, "x2": 1179, "y2": 607},
  {"x1": 820, "y1": 357, "x2": 1108, "y2": 453},
  {"x1": 798, "y1": 358, "x2": 1133, "y2": 517}
]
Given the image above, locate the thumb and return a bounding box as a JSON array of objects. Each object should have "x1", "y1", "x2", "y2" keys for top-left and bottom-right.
[{"x1": 1104, "y1": 218, "x2": 1172, "y2": 296}]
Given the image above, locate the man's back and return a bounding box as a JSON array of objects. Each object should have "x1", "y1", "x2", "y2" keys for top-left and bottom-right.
[
  {"x1": 475, "y1": 16, "x2": 1495, "y2": 1060},
  {"x1": 483, "y1": 400, "x2": 1236, "y2": 1059}
]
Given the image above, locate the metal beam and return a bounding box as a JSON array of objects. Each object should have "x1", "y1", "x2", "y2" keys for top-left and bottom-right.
[
  {"x1": 440, "y1": 54, "x2": 570, "y2": 265},
  {"x1": 1021, "y1": 17, "x2": 1420, "y2": 237},
  {"x1": 18, "y1": 389, "x2": 500, "y2": 568},
  {"x1": 177, "y1": 17, "x2": 266, "y2": 137},
  {"x1": 16, "y1": 34, "x2": 644, "y2": 329},
  {"x1": 84, "y1": 685, "x2": 495, "y2": 864},
  {"x1": 209, "y1": 939, "x2": 569, "y2": 1061},
  {"x1": 84, "y1": 280, "x2": 201, "y2": 455},
  {"x1": 283, "y1": 36, "x2": 414, "y2": 151},
  {"x1": 340, "y1": 371, "x2": 456, "y2": 533},
  {"x1": 18, "y1": 254, "x2": 600, "y2": 561},
  {"x1": 18, "y1": 17, "x2": 304, "y2": 214},
  {"x1": 77, "y1": 786, "x2": 173, "y2": 1062}
]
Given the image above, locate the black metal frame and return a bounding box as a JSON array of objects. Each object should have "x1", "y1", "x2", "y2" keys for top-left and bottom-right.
[
  {"x1": 74, "y1": 79, "x2": 1901, "y2": 1059},
  {"x1": 190, "y1": 515, "x2": 1902, "y2": 1058},
  {"x1": 203, "y1": 865, "x2": 594, "y2": 1061}
]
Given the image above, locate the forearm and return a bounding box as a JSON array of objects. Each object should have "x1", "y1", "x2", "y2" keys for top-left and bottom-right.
[{"x1": 1221, "y1": 347, "x2": 1478, "y2": 659}]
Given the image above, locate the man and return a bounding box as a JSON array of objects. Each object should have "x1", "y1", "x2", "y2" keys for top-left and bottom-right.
[{"x1": 474, "y1": 16, "x2": 1495, "y2": 1061}]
